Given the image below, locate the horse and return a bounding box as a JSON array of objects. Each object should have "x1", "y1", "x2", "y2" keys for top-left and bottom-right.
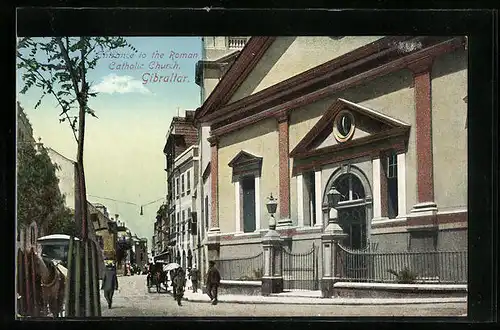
[
  {"x1": 154, "y1": 270, "x2": 167, "y2": 293},
  {"x1": 32, "y1": 253, "x2": 66, "y2": 318}
]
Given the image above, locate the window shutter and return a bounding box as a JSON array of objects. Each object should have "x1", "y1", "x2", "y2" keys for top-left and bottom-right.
[{"x1": 190, "y1": 212, "x2": 198, "y2": 235}]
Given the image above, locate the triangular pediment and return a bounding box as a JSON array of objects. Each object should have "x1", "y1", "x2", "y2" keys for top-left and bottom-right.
[
  {"x1": 228, "y1": 150, "x2": 262, "y2": 168},
  {"x1": 195, "y1": 37, "x2": 275, "y2": 120},
  {"x1": 290, "y1": 98, "x2": 411, "y2": 158}
]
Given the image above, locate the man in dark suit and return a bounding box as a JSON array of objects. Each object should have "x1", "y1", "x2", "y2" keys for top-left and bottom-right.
[
  {"x1": 101, "y1": 263, "x2": 119, "y2": 309},
  {"x1": 189, "y1": 264, "x2": 200, "y2": 293},
  {"x1": 205, "y1": 261, "x2": 221, "y2": 305},
  {"x1": 172, "y1": 267, "x2": 186, "y2": 306}
]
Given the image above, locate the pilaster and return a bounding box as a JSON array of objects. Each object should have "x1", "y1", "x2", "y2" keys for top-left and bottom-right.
[
  {"x1": 408, "y1": 57, "x2": 438, "y2": 222},
  {"x1": 208, "y1": 135, "x2": 220, "y2": 233},
  {"x1": 276, "y1": 112, "x2": 292, "y2": 227}
]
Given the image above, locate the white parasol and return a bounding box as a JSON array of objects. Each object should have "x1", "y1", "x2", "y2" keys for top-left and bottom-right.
[{"x1": 164, "y1": 262, "x2": 181, "y2": 271}]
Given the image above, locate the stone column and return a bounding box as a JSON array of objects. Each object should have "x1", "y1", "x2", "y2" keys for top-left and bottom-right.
[
  {"x1": 261, "y1": 229, "x2": 284, "y2": 296},
  {"x1": 207, "y1": 136, "x2": 220, "y2": 233},
  {"x1": 321, "y1": 203, "x2": 347, "y2": 298},
  {"x1": 206, "y1": 136, "x2": 221, "y2": 261},
  {"x1": 277, "y1": 112, "x2": 292, "y2": 227}
]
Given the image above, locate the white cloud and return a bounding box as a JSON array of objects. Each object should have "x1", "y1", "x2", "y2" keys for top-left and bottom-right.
[{"x1": 90, "y1": 74, "x2": 152, "y2": 95}]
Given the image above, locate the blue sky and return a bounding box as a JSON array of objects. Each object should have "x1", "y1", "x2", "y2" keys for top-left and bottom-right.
[{"x1": 17, "y1": 37, "x2": 203, "y2": 246}]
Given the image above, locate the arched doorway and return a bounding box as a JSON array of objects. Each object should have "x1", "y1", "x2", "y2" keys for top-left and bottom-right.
[
  {"x1": 187, "y1": 250, "x2": 193, "y2": 269},
  {"x1": 323, "y1": 166, "x2": 373, "y2": 250}
]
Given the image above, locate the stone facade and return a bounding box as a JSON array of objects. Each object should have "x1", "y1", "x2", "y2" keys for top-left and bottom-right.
[{"x1": 194, "y1": 36, "x2": 468, "y2": 284}]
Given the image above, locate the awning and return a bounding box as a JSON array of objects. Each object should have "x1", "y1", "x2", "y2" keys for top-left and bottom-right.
[{"x1": 153, "y1": 250, "x2": 170, "y2": 260}]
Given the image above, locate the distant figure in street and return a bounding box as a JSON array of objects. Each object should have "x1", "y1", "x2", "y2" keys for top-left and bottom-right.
[
  {"x1": 101, "y1": 263, "x2": 119, "y2": 309},
  {"x1": 205, "y1": 260, "x2": 221, "y2": 305},
  {"x1": 189, "y1": 264, "x2": 200, "y2": 293},
  {"x1": 172, "y1": 267, "x2": 186, "y2": 306}
]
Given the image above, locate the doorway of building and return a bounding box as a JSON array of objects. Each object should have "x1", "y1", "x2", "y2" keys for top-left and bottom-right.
[
  {"x1": 241, "y1": 176, "x2": 256, "y2": 233},
  {"x1": 333, "y1": 173, "x2": 368, "y2": 249}
]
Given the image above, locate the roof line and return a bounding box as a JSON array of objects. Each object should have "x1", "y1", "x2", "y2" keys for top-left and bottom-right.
[{"x1": 46, "y1": 147, "x2": 76, "y2": 164}]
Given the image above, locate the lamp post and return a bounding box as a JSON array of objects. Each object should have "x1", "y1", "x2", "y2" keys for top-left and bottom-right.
[
  {"x1": 266, "y1": 193, "x2": 278, "y2": 230},
  {"x1": 261, "y1": 193, "x2": 284, "y2": 296},
  {"x1": 320, "y1": 186, "x2": 348, "y2": 298}
]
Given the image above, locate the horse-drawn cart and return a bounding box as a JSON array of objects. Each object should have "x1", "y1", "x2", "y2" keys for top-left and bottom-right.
[{"x1": 147, "y1": 261, "x2": 168, "y2": 293}]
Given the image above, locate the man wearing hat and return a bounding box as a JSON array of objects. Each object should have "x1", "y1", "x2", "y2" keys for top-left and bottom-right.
[
  {"x1": 101, "y1": 262, "x2": 119, "y2": 309},
  {"x1": 189, "y1": 264, "x2": 200, "y2": 293},
  {"x1": 205, "y1": 260, "x2": 221, "y2": 305}
]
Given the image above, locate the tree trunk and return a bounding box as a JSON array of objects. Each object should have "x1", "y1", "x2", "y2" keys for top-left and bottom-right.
[{"x1": 77, "y1": 101, "x2": 88, "y2": 241}]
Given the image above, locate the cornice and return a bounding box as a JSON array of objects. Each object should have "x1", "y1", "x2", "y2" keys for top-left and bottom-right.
[
  {"x1": 210, "y1": 37, "x2": 464, "y2": 138},
  {"x1": 196, "y1": 37, "x2": 276, "y2": 120},
  {"x1": 201, "y1": 36, "x2": 416, "y2": 124},
  {"x1": 408, "y1": 56, "x2": 434, "y2": 75},
  {"x1": 292, "y1": 133, "x2": 408, "y2": 176}
]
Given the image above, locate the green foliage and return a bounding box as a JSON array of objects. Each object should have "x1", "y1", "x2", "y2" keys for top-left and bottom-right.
[
  {"x1": 253, "y1": 267, "x2": 263, "y2": 279},
  {"x1": 17, "y1": 142, "x2": 75, "y2": 235},
  {"x1": 17, "y1": 37, "x2": 136, "y2": 141},
  {"x1": 387, "y1": 267, "x2": 418, "y2": 284},
  {"x1": 238, "y1": 268, "x2": 264, "y2": 281},
  {"x1": 17, "y1": 37, "x2": 135, "y2": 239}
]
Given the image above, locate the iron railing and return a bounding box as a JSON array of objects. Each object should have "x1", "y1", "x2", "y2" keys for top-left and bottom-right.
[
  {"x1": 336, "y1": 244, "x2": 467, "y2": 284},
  {"x1": 283, "y1": 244, "x2": 319, "y2": 291},
  {"x1": 215, "y1": 253, "x2": 264, "y2": 281}
]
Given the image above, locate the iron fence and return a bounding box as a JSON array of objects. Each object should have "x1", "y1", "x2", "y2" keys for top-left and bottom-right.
[
  {"x1": 215, "y1": 252, "x2": 264, "y2": 281},
  {"x1": 336, "y1": 244, "x2": 467, "y2": 284},
  {"x1": 283, "y1": 244, "x2": 319, "y2": 291}
]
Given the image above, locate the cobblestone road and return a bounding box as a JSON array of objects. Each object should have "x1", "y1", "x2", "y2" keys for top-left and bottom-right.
[{"x1": 100, "y1": 275, "x2": 467, "y2": 317}]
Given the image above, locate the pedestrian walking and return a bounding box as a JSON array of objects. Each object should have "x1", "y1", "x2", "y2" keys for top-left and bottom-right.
[
  {"x1": 190, "y1": 264, "x2": 200, "y2": 293},
  {"x1": 172, "y1": 267, "x2": 186, "y2": 306},
  {"x1": 205, "y1": 260, "x2": 221, "y2": 305},
  {"x1": 101, "y1": 262, "x2": 119, "y2": 309}
]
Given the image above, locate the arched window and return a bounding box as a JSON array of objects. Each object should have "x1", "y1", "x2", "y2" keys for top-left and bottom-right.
[{"x1": 335, "y1": 173, "x2": 366, "y2": 204}]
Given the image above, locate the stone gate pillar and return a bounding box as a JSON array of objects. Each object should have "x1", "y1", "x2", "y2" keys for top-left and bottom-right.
[
  {"x1": 321, "y1": 192, "x2": 348, "y2": 298},
  {"x1": 261, "y1": 230, "x2": 283, "y2": 296}
]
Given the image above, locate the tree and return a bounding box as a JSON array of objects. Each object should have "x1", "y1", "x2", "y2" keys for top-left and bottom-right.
[
  {"x1": 17, "y1": 141, "x2": 76, "y2": 236},
  {"x1": 17, "y1": 37, "x2": 136, "y2": 240}
]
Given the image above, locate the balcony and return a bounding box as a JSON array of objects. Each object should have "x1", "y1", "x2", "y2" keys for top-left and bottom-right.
[{"x1": 228, "y1": 37, "x2": 248, "y2": 49}]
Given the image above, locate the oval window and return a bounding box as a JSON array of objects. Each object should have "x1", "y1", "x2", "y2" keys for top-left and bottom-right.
[{"x1": 333, "y1": 110, "x2": 356, "y2": 142}]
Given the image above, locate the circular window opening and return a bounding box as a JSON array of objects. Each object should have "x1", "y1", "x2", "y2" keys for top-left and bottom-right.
[{"x1": 333, "y1": 110, "x2": 356, "y2": 142}]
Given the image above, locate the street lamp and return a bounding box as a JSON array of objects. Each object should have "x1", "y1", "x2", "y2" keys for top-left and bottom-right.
[
  {"x1": 325, "y1": 186, "x2": 345, "y2": 229},
  {"x1": 265, "y1": 193, "x2": 278, "y2": 230},
  {"x1": 327, "y1": 187, "x2": 342, "y2": 209}
]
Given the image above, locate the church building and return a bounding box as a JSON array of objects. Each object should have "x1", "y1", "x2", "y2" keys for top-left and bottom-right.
[{"x1": 194, "y1": 36, "x2": 468, "y2": 277}]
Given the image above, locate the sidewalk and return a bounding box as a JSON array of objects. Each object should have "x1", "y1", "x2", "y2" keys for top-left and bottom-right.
[{"x1": 172, "y1": 286, "x2": 466, "y2": 306}]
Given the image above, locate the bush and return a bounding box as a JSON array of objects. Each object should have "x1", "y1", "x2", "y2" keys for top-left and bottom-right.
[
  {"x1": 387, "y1": 267, "x2": 418, "y2": 284},
  {"x1": 253, "y1": 267, "x2": 263, "y2": 280},
  {"x1": 237, "y1": 268, "x2": 264, "y2": 281}
]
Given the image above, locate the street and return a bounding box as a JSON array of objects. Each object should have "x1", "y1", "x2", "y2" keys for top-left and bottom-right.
[{"x1": 100, "y1": 275, "x2": 467, "y2": 317}]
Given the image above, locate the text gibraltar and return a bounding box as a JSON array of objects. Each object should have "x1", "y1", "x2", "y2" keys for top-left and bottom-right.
[{"x1": 142, "y1": 72, "x2": 189, "y2": 84}]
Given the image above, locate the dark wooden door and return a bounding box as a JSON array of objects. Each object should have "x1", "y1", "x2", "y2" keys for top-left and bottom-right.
[{"x1": 242, "y1": 177, "x2": 256, "y2": 233}]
